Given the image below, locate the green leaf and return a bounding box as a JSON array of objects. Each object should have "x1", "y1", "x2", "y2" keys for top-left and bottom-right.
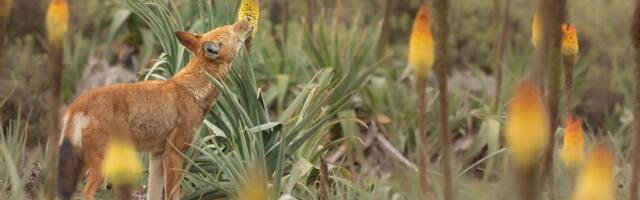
[{"x1": 249, "y1": 122, "x2": 283, "y2": 134}]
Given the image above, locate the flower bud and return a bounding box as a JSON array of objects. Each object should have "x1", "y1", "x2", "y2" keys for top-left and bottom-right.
[{"x1": 408, "y1": 4, "x2": 434, "y2": 80}]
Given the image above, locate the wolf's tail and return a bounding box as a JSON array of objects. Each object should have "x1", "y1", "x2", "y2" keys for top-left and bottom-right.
[{"x1": 57, "y1": 137, "x2": 83, "y2": 200}]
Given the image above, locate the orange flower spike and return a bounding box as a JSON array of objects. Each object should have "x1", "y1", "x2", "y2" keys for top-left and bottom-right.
[
  {"x1": 408, "y1": 4, "x2": 434, "y2": 80},
  {"x1": 531, "y1": 11, "x2": 541, "y2": 47},
  {"x1": 572, "y1": 146, "x2": 615, "y2": 200},
  {"x1": 46, "y1": 0, "x2": 69, "y2": 45},
  {"x1": 504, "y1": 81, "x2": 549, "y2": 168},
  {"x1": 562, "y1": 24, "x2": 579, "y2": 61},
  {"x1": 561, "y1": 115, "x2": 585, "y2": 171}
]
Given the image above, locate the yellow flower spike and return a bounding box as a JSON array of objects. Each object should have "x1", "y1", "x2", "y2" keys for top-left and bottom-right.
[
  {"x1": 504, "y1": 81, "x2": 549, "y2": 169},
  {"x1": 562, "y1": 23, "x2": 579, "y2": 61},
  {"x1": 561, "y1": 115, "x2": 585, "y2": 171},
  {"x1": 572, "y1": 145, "x2": 615, "y2": 200},
  {"x1": 408, "y1": 4, "x2": 434, "y2": 80},
  {"x1": 237, "y1": 164, "x2": 269, "y2": 200},
  {"x1": 531, "y1": 11, "x2": 540, "y2": 47},
  {"x1": 237, "y1": 0, "x2": 259, "y2": 36},
  {"x1": 101, "y1": 137, "x2": 143, "y2": 187},
  {"x1": 46, "y1": 0, "x2": 69, "y2": 46}
]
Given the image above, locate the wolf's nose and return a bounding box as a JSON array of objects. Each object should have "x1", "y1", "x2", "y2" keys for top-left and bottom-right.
[{"x1": 204, "y1": 42, "x2": 220, "y2": 56}]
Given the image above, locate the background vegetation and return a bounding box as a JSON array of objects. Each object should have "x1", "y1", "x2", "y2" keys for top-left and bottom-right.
[{"x1": 0, "y1": 0, "x2": 637, "y2": 199}]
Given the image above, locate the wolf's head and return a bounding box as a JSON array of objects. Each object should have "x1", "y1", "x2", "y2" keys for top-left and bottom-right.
[{"x1": 175, "y1": 21, "x2": 253, "y2": 64}]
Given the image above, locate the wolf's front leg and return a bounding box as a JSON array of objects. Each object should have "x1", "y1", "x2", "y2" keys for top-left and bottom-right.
[
  {"x1": 147, "y1": 153, "x2": 164, "y2": 200},
  {"x1": 163, "y1": 147, "x2": 185, "y2": 200}
]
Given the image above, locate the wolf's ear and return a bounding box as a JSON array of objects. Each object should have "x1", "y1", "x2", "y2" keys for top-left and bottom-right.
[{"x1": 175, "y1": 31, "x2": 201, "y2": 52}]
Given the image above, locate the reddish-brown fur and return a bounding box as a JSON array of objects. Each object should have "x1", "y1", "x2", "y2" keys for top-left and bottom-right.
[{"x1": 57, "y1": 21, "x2": 252, "y2": 200}]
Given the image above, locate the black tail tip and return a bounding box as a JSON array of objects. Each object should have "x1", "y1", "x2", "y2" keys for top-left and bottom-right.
[{"x1": 57, "y1": 138, "x2": 82, "y2": 200}]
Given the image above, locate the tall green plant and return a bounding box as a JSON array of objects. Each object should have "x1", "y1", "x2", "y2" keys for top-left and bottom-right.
[
  {"x1": 180, "y1": 52, "x2": 361, "y2": 199},
  {"x1": 302, "y1": 16, "x2": 382, "y2": 104},
  {"x1": 301, "y1": 15, "x2": 383, "y2": 168},
  {"x1": 0, "y1": 112, "x2": 29, "y2": 200}
]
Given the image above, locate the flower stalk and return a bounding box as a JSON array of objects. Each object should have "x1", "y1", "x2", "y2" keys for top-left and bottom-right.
[
  {"x1": 45, "y1": 0, "x2": 69, "y2": 198},
  {"x1": 432, "y1": 0, "x2": 453, "y2": 199},
  {"x1": 628, "y1": 1, "x2": 640, "y2": 199},
  {"x1": 0, "y1": 0, "x2": 11, "y2": 46},
  {"x1": 536, "y1": 0, "x2": 566, "y2": 197},
  {"x1": 0, "y1": 0, "x2": 12, "y2": 74},
  {"x1": 408, "y1": 4, "x2": 434, "y2": 197},
  {"x1": 307, "y1": 0, "x2": 316, "y2": 35}
]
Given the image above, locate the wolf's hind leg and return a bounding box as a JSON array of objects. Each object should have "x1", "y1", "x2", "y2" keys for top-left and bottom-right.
[{"x1": 81, "y1": 159, "x2": 105, "y2": 200}]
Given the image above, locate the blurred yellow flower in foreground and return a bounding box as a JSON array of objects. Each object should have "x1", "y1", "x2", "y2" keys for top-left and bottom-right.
[
  {"x1": 408, "y1": 4, "x2": 434, "y2": 80},
  {"x1": 572, "y1": 145, "x2": 614, "y2": 200},
  {"x1": 237, "y1": 164, "x2": 269, "y2": 200},
  {"x1": 1, "y1": 0, "x2": 12, "y2": 23},
  {"x1": 562, "y1": 24, "x2": 579, "y2": 61},
  {"x1": 101, "y1": 138, "x2": 142, "y2": 186},
  {"x1": 46, "y1": 0, "x2": 69, "y2": 45},
  {"x1": 531, "y1": 11, "x2": 540, "y2": 47},
  {"x1": 504, "y1": 81, "x2": 549, "y2": 168},
  {"x1": 561, "y1": 115, "x2": 585, "y2": 171},
  {"x1": 238, "y1": 0, "x2": 259, "y2": 36}
]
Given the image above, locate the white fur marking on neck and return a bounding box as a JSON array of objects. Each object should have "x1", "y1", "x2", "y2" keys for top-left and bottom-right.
[
  {"x1": 236, "y1": 41, "x2": 242, "y2": 54},
  {"x1": 187, "y1": 70, "x2": 215, "y2": 101},
  {"x1": 192, "y1": 86, "x2": 213, "y2": 100}
]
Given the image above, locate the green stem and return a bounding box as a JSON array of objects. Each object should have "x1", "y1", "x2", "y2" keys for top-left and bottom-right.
[
  {"x1": 376, "y1": 0, "x2": 392, "y2": 58},
  {"x1": 490, "y1": 0, "x2": 511, "y2": 114},
  {"x1": 484, "y1": 0, "x2": 511, "y2": 188}
]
